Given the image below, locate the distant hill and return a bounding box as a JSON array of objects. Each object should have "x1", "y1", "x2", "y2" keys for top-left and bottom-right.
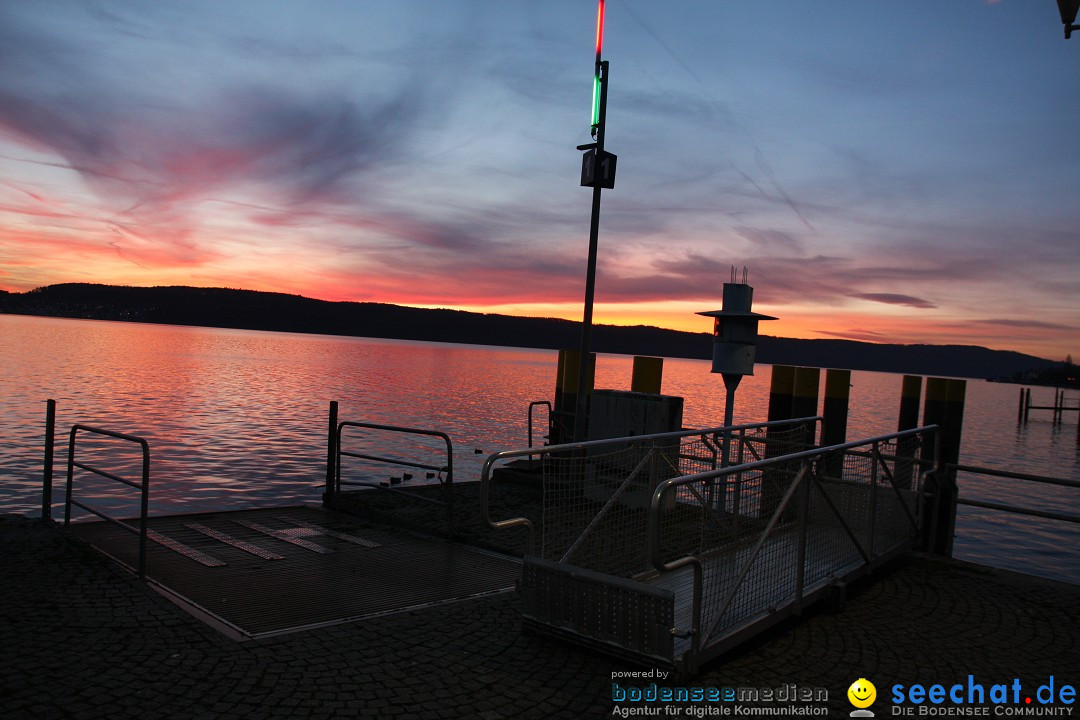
[{"x1": 0, "y1": 283, "x2": 1058, "y2": 380}]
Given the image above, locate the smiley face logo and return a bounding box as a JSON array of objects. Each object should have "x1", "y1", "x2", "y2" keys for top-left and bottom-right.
[{"x1": 848, "y1": 678, "x2": 877, "y2": 709}]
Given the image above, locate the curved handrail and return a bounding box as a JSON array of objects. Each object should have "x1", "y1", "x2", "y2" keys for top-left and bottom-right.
[
  {"x1": 336, "y1": 420, "x2": 455, "y2": 533},
  {"x1": 64, "y1": 424, "x2": 152, "y2": 579}
]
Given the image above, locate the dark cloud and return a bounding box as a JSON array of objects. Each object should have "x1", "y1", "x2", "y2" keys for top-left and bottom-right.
[
  {"x1": 977, "y1": 318, "x2": 1075, "y2": 331},
  {"x1": 816, "y1": 329, "x2": 892, "y2": 343},
  {"x1": 0, "y1": 3, "x2": 450, "y2": 215},
  {"x1": 849, "y1": 293, "x2": 937, "y2": 309}
]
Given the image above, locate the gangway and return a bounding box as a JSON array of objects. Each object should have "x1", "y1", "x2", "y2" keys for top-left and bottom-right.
[{"x1": 480, "y1": 420, "x2": 938, "y2": 674}]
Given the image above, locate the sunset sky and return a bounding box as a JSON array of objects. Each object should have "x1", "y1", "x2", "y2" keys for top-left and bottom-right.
[{"x1": 1, "y1": 1, "x2": 1077, "y2": 360}]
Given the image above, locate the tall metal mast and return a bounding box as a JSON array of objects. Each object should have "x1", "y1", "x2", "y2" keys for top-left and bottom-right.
[{"x1": 573, "y1": 0, "x2": 618, "y2": 442}]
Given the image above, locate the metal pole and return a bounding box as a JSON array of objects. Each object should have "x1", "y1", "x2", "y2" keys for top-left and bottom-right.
[
  {"x1": 721, "y1": 376, "x2": 740, "y2": 466},
  {"x1": 324, "y1": 400, "x2": 338, "y2": 505},
  {"x1": 716, "y1": 374, "x2": 741, "y2": 512},
  {"x1": 42, "y1": 399, "x2": 56, "y2": 521},
  {"x1": 573, "y1": 60, "x2": 609, "y2": 443}
]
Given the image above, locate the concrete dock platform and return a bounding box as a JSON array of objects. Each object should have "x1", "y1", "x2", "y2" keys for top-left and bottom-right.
[{"x1": 2, "y1": 514, "x2": 1077, "y2": 719}]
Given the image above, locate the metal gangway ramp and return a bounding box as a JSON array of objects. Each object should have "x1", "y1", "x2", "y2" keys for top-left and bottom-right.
[{"x1": 480, "y1": 419, "x2": 937, "y2": 674}]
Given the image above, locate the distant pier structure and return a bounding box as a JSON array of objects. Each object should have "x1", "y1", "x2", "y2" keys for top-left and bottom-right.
[{"x1": 1017, "y1": 387, "x2": 1079, "y2": 435}]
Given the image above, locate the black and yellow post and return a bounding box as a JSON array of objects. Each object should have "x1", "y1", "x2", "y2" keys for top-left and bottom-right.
[
  {"x1": 552, "y1": 350, "x2": 569, "y2": 444},
  {"x1": 761, "y1": 365, "x2": 798, "y2": 517},
  {"x1": 791, "y1": 367, "x2": 821, "y2": 445},
  {"x1": 631, "y1": 356, "x2": 663, "y2": 394},
  {"x1": 821, "y1": 369, "x2": 850, "y2": 478},
  {"x1": 563, "y1": 350, "x2": 595, "y2": 442},
  {"x1": 920, "y1": 377, "x2": 966, "y2": 556},
  {"x1": 895, "y1": 375, "x2": 923, "y2": 489},
  {"x1": 821, "y1": 369, "x2": 850, "y2": 446},
  {"x1": 766, "y1": 365, "x2": 795, "y2": 424}
]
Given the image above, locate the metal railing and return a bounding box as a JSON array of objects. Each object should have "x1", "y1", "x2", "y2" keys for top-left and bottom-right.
[
  {"x1": 647, "y1": 425, "x2": 938, "y2": 672},
  {"x1": 63, "y1": 424, "x2": 151, "y2": 579},
  {"x1": 335, "y1": 421, "x2": 455, "y2": 533},
  {"x1": 953, "y1": 463, "x2": 1080, "y2": 525},
  {"x1": 480, "y1": 416, "x2": 823, "y2": 559}
]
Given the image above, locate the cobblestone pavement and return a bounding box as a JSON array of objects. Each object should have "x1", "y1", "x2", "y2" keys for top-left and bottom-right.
[{"x1": 2, "y1": 515, "x2": 1077, "y2": 719}]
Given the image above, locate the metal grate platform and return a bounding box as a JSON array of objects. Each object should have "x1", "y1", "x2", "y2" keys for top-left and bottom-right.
[{"x1": 69, "y1": 505, "x2": 521, "y2": 638}]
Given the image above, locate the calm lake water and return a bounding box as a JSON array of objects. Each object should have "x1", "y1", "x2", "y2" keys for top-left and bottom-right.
[{"x1": 2, "y1": 314, "x2": 1077, "y2": 582}]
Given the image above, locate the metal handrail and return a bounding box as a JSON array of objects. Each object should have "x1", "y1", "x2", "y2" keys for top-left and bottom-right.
[
  {"x1": 646, "y1": 425, "x2": 939, "y2": 659},
  {"x1": 952, "y1": 463, "x2": 1080, "y2": 524},
  {"x1": 479, "y1": 416, "x2": 824, "y2": 554},
  {"x1": 336, "y1": 420, "x2": 455, "y2": 533},
  {"x1": 64, "y1": 424, "x2": 151, "y2": 579}
]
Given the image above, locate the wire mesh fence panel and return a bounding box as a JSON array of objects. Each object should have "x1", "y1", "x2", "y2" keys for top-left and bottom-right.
[
  {"x1": 541, "y1": 441, "x2": 679, "y2": 576},
  {"x1": 534, "y1": 422, "x2": 819, "y2": 579},
  {"x1": 650, "y1": 426, "x2": 936, "y2": 658}
]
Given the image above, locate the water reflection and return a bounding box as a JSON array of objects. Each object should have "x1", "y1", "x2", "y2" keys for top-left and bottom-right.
[{"x1": 1, "y1": 314, "x2": 1077, "y2": 582}]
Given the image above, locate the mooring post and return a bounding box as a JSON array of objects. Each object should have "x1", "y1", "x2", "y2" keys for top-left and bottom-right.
[
  {"x1": 766, "y1": 365, "x2": 795, "y2": 426},
  {"x1": 1024, "y1": 388, "x2": 1032, "y2": 423},
  {"x1": 821, "y1": 369, "x2": 850, "y2": 478},
  {"x1": 551, "y1": 350, "x2": 568, "y2": 445},
  {"x1": 821, "y1": 369, "x2": 850, "y2": 446},
  {"x1": 896, "y1": 376, "x2": 923, "y2": 489},
  {"x1": 1017, "y1": 387, "x2": 1025, "y2": 425},
  {"x1": 41, "y1": 398, "x2": 56, "y2": 522},
  {"x1": 564, "y1": 350, "x2": 595, "y2": 440},
  {"x1": 920, "y1": 377, "x2": 966, "y2": 556},
  {"x1": 791, "y1": 367, "x2": 821, "y2": 445},
  {"x1": 760, "y1": 366, "x2": 795, "y2": 517},
  {"x1": 323, "y1": 400, "x2": 338, "y2": 506},
  {"x1": 631, "y1": 355, "x2": 663, "y2": 394}
]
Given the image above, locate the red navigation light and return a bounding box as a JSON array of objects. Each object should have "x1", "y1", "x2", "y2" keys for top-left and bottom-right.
[
  {"x1": 595, "y1": 0, "x2": 605, "y2": 62},
  {"x1": 591, "y1": 0, "x2": 605, "y2": 129}
]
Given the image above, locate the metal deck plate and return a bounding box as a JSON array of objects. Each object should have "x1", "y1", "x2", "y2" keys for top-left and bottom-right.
[{"x1": 69, "y1": 506, "x2": 521, "y2": 638}]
